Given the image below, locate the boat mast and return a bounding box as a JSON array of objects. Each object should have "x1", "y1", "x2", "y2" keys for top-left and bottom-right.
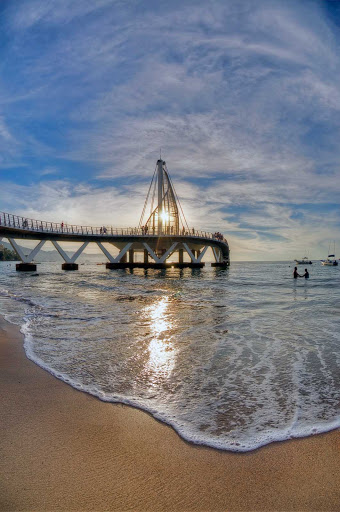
[{"x1": 157, "y1": 159, "x2": 163, "y2": 234}]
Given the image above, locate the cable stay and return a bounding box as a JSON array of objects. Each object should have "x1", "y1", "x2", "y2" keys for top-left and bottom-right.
[{"x1": 139, "y1": 159, "x2": 189, "y2": 235}]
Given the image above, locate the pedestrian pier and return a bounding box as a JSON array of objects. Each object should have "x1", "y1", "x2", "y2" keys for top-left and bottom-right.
[{"x1": 0, "y1": 160, "x2": 230, "y2": 271}]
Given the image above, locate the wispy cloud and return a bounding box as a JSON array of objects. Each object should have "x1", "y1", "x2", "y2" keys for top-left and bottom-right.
[
  {"x1": 0, "y1": 0, "x2": 339, "y2": 259},
  {"x1": 0, "y1": 180, "x2": 144, "y2": 227}
]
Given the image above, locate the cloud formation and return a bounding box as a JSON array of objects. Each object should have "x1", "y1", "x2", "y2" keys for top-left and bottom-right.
[{"x1": 0, "y1": 0, "x2": 339, "y2": 259}]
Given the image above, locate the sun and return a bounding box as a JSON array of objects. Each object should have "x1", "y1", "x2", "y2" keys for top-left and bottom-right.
[{"x1": 160, "y1": 211, "x2": 169, "y2": 224}]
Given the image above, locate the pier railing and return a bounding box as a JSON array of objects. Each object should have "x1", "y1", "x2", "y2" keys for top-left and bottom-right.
[{"x1": 0, "y1": 211, "x2": 226, "y2": 242}]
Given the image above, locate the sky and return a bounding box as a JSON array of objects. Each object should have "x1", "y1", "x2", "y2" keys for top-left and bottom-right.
[{"x1": 0, "y1": 0, "x2": 340, "y2": 260}]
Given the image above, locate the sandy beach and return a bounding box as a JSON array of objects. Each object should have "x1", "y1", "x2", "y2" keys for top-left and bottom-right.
[{"x1": 0, "y1": 315, "x2": 339, "y2": 512}]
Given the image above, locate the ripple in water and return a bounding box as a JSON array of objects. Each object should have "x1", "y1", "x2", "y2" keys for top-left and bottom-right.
[{"x1": 0, "y1": 261, "x2": 339, "y2": 451}]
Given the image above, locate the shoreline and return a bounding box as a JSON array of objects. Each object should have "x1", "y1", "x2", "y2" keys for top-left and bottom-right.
[{"x1": 1, "y1": 314, "x2": 339, "y2": 511}]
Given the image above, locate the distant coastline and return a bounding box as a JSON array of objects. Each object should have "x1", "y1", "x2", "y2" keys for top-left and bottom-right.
[{"x1": 0, "y1": 243, "x2": 16, "y2": 261}]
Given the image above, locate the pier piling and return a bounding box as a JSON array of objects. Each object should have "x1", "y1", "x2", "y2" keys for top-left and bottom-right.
[
  {"x1": 16, "y1": 263, "x2": 37, "y2": 272},
  {"x1": 62, "y1": 263, "x2": 79, "y2": 271}
]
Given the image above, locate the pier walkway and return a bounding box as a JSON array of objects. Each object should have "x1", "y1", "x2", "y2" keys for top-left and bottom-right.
[{"x1": 0, "y1": 160, "x2": 230, "y2": 271}]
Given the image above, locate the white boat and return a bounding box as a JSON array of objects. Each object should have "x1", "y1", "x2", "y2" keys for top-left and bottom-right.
[
  {"x1": 294, "y1": 256, "x2": 312, "y2": 265},
  {"x1": 321, "y1": 255, "x2": 338, "y2": 266},
  {"x1": 321, "y1": 243, "x2": 338, "y2": 266}
]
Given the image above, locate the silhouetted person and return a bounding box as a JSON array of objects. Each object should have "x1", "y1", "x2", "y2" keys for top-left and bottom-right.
[
  {"x1": 293, "y1": 267, "x2": 301, "y2": 278},
  {"x1": 303, "y1": 269, "x2": 309, "y2": 279}
]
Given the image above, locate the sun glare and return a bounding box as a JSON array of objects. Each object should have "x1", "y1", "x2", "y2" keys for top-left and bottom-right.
[
  {"x1": 143, "y1": 297, "x2": 176, "y2": 380},
  {"x1": 160, "y1": 211, "x2": 169, "y2": 224}
]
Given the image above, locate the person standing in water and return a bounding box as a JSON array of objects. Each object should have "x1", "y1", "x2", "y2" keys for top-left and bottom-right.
[
  {"x1": 303, "y1": 268, "x2": 309, "y2": 278},
  {"x1": 293, "y1": 267, "x2": 302, "y2": 278}
]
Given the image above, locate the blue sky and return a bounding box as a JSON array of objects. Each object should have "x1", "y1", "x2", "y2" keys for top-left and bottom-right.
[{"x1": 0, "y1": 0, "x2": 339, "y2": 260}]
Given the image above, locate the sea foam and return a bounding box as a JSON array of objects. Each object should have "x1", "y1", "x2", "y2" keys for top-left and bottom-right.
[{"x1": 0, "y1": 261, "x2": 339, "y2": 452}]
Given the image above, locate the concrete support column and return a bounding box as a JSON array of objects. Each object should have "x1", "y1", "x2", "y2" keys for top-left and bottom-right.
[
  {"x1": 129, "y1": 249, "x2": 134, "y2": 263},
  {"x1": 62, "y1": 263, "x2": 78, "y2": 271},
  {"x1": 144, "y1": 249, "x2": 149, "y2": 264},
  {"x1": 178, "y1": 249, "x2": 184, "y2": 264},
  {"x1": 120, "y1": 252, "x2": 127, "y2": 263},
  {"x1": 16, "y1": 263, "x2": 37, "y2": 272}
]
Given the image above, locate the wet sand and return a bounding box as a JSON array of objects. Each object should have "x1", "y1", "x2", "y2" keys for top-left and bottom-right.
[{"x1": 1, "y1": 315, "x2": 339, "y2": 511}]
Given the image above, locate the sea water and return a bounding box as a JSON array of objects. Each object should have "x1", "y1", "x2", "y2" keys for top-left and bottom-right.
[{"x1": 0, "y1": 261, "x2": 339, "y2": 452}]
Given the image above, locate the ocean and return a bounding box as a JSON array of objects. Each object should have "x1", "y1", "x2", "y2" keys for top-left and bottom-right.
[{"x1": 0, "y1": 261, "x2": 339, "y2": 452}]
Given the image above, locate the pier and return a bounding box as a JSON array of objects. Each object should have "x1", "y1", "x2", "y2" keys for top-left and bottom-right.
[{"x1": 0, "y1": 160, "x2": 230, "y2": 271}]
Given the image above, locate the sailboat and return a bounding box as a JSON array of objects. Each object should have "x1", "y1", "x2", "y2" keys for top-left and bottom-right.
[{"x1": 321, "y1": 242, "x2": 338, "y2": 266}]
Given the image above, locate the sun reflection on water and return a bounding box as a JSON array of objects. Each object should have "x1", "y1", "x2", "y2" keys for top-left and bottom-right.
[{"x1": 143, "y1": 296, "x2": 176, "y2": 380}]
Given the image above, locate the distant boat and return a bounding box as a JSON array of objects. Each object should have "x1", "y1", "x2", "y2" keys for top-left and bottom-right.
[
  {"x1": 294, "y1": 256, "x2": 312, "y2": 265},
  {"x1": 321, "y1": 255, "x2": 338, "y2": 266},
  {"x1": 321, "y1": 242, "x2": 338, "y2": 266}
]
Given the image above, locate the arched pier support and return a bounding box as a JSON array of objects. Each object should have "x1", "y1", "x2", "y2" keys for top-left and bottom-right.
[
  {"x1": 9, "y1": 239, "x2": 46, "y2": 271},
  {"x1": 52, "y1": 241, "x2": 89, "y2": 270},
  {"x1": 211, "y1": 246, "x2": 229, "y2": 267},
  {"x1": 102, "y1": 241, "x2": 207, "y2": 269}
]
